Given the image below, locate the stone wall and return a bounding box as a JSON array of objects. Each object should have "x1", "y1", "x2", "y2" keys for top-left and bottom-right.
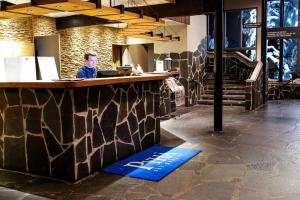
[
  {"x1": 155, "y1": 37, "x2": 208, "y2": 107},
  {"x1": 0, "y1": 17, "x2": 33, "y2": 43},
  {"x1": 0, "y1": 16, "x2": 57, "y2": 57},
  {"x1": 32, "y1": 16, "x2": 57, "y2": 37},
  {"x1": 0, "y1": 16, "x2": 57, "y2": 42},
  {"x1": 159, "y1": 81, "x2": 176, "y2": 117},
  {"x1": 0, "y1": 81, "x2": 161, "y2": 182},
  {"x1": 59, "y1": 26, "x2": 126, "y2": 78},
  {"x1": 268, "y1": 83, "x2": 300, "y2": 99}
]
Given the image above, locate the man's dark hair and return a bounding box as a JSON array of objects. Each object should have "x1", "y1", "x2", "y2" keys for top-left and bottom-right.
[{"x1": 84, "y1": 53, "x2": 96, "y2": 61}]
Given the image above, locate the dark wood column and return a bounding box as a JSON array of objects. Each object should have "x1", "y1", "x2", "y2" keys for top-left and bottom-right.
[
  {"x1": 279, "y1": 0, "x2": 284, "y2": 82},
  {"x1": 261, "y1": 0, "x2": 267, "y2": 103},
  {"x1": 214, "y1": 0, "x2": 224, "y2": 132}
]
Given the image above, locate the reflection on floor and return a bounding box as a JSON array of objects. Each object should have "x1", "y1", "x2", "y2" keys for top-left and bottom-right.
[
  {"x1": 0, "y1": 187, "x2": 51, "y2": 200},
  {"x1": 1, "y1": 100, "x2": 300, "y2": 199}
]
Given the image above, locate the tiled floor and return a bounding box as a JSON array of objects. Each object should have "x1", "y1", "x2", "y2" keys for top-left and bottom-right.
[{"x1": 1, "y1": 100, "x2": 300, "y2": 200}]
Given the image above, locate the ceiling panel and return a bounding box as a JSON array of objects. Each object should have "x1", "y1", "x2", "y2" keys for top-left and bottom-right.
[
  {"x1": 97, "y1": 11, "x2": 140, "y2": 21},
  {"x1": 0, "y1": 11, "x2": 29, "y2": 18},
  {"x1": 100, "y1": 0, "x2": 175, "y2": 7},
  {"x1": 75, "y1": 6, "x2": 120, "y2": 16},
  {"x1": 7, "y1": 3, "x2": 60, "y2": 15},
  {"x1": 38, "y1": 0, "x2": 96, "y2": 11}
]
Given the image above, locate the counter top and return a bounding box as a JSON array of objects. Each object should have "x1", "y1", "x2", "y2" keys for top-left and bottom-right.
[
  {"x1": 0, "y1": 74, "x2": 168, "y2": 88},
  {"x1": 147, "y1": 71, "x2": 180, "y2": 76}
]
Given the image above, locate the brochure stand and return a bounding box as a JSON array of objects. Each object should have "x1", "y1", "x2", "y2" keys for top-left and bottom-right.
[{"x1": 165, "y1": 77, "x2": 185, "y2": 106}]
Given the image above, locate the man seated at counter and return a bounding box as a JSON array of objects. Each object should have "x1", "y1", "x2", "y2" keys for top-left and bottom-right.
[{"x1": 76, "y1": 52, "x2": 98, "y2": 79}]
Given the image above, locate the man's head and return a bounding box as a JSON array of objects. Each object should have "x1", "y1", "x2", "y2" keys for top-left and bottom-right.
[{"x1": 84, "y1": 53, "x2": 97, "y2": 68}]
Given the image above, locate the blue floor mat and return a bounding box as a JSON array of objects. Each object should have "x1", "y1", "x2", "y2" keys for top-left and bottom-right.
[{"x1": 102, "y1": 145, "x2": 201, "y2": 181}]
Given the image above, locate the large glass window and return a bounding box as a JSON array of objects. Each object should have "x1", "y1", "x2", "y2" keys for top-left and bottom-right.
[
  {"x1": 242, "y1": 9, "x2": 257, "y2": 48},
  {"x1": 283, "y1": 38, "x2": 298, "y2": 79},
  {"x1": 267, "y1": 0, "x2": 281, "y2": 28},
  {"x1": 225, "y1": 11, "x2": 240, "y2": 48},
  {"x1": 284, "y1": 0, "x2": 299, "y2": 27},
  {"x1": 207, "y1": 8, "x2": 257, "y2": 60},
  {"x1": 208, "y1": 15, "x2": 214, "y2": 50},
  {"x1": 241, "y1": 50, "x2": 257, "y2": 61},
  {"x1": 267, "y1": 0, "x2": 299, "y2": 80},
  {"x1": 267, "y1": 39, "x2": 280, "y2": 80}
]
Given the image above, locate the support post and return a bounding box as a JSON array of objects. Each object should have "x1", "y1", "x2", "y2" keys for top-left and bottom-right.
[
  {"x1": 279, "y1": 0, "x2": 284, "y2": 82},
  {"x1": 214, "y1": 0, "x2": 224, "y2": 132},
  {"x1": 261, "y1": 0, "x2": 267, "y2": 103}
]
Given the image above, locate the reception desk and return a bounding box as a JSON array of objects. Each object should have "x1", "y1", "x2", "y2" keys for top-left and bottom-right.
[{"x1": 0, "y1": 74, "x2": 167, "y2": 182}]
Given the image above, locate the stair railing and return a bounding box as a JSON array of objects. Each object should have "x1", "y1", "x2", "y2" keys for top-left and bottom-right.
[
  {"x1": 245, "y1": 61, "x2": 264, "y2": 110},
  {"x1": 205, "y1": 51, "x2": 263, "y2": 110},
  {"x1": 207, "y1": 51, "x2": 256, "y2": 82}
]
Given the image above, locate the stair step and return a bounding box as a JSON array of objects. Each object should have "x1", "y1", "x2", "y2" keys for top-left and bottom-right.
[
  {"x1": 205, "y1": 90, "x2": 246, "y2": 95},
  {"x1": 206, "y1": 77, "x2": 240, "y2": 80},
  {"x1": 206, "y1": 85, "x2": 245, "y2": 90},
  {"x1": 197, "y1": 99, "x2": 245, "y2": 106},
  {"x1": 201, "y1": 94, "x2": 245, "y2": 101},
  {"x1": 206, "y1": 74, "x2": 238, "y2": 79},
  {"x1": 206, "y1": 80, "x2": 244, "y2": 84}
]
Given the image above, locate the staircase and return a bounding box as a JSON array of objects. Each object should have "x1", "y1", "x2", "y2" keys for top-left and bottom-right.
[{"x1": 198, "y1": 73, "x2": 246, "y2": 106}]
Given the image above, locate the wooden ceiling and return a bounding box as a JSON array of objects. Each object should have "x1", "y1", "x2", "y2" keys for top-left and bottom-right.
[
  {"x1": 38, "y1": 0, "x2": 96, "y2": 11},
  {"x1": 91, "y1": 0, "x2": 176, "y2": 7},
  {"x1": 127, "y1": 0, "x2": 215, "y2": 17}
]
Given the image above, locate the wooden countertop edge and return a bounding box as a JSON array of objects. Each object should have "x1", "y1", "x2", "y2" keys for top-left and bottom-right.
[
  {"x1": 147, "y1": 71, "x2": 180, "y2": 76},
  {"x1": 0, "y1": 74, "x2": 168, "y2": 88}
]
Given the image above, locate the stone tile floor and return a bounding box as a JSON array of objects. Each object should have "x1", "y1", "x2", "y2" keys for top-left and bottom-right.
[{"x1": 1, "y1": 100, "x2": 300, "y2": 200}]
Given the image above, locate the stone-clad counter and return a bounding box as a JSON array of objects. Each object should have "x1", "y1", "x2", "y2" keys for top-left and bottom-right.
[{"x1": 0, "y1": 74, "x2": 167, "y2": 182}]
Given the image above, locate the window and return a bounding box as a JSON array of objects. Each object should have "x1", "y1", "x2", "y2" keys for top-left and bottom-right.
[
  {"x1": 267, "y1": 0, "x2": 299, "y2": 80},
  {"x1": 208, "y1": 15, "x2": 214, "y2": 50},
  {"x1": 242, "y1": 9, "x2": 257, "y2": 48},
  {"x1": 283, "y1": 38, "x2": 297, "y2": 79},
  {"x1": 284, "y1": 0, "x2": 299, "y2": 27},
  {"x1": 207, "y1": 8, "x2": 257, "y2": 60},
  {"x1": 225, "y1": 11, "x2": 240, "y2": 48},
  {"x1": 267, "y1": 39, "x2": 280, "y2": 79},
  {"x1": 267, "y1": 0, "x2": 281, "y2": 28}
]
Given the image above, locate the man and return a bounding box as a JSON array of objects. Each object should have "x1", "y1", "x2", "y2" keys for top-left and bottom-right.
[{"x1": 76, "y1": 53, "x2": 97, "y2": 79}]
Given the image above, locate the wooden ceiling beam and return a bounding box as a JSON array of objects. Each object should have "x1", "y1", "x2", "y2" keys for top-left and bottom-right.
[{"x1": 126, "y1": 0, "x2": 214, "y2": 17}]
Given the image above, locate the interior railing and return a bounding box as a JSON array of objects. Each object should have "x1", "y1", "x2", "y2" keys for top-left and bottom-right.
[
  {"x1": 245, "y1": 61, "x2": 264, "y2": 110},
  {"x1": 206, "y1": 51, "x2": 265, "y2": 110}
]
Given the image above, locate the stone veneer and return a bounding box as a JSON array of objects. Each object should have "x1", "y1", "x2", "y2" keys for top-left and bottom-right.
[
  {"x1": 32, "y1": 16, "x2": 57, "y2": 37},
  {"x1": 268, "y1": 83, "x2": 300, "y2": 99},
  {"x1": 155, "y1": 37, "x2": 208, "y2": 108},
  {"x1": 0, "y1": 81, "x2": 161, "y2": 182},
  {"x1": 159, "y1": 80, "x2": 176, "y2": 117},
  {"x1": 0, "y1": 16, "x2": 57, "y2": 42},
  {"x1": 0, "y1": 17, "x2": 34, "y2": 43},
  {"x1": 59, "y1": 26, "x2": 126, "y2": 78}
]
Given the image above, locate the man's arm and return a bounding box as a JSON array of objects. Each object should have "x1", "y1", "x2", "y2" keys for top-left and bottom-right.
[{"x1": 76, "y1": 68, "x2": 85, "y2": 78}]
